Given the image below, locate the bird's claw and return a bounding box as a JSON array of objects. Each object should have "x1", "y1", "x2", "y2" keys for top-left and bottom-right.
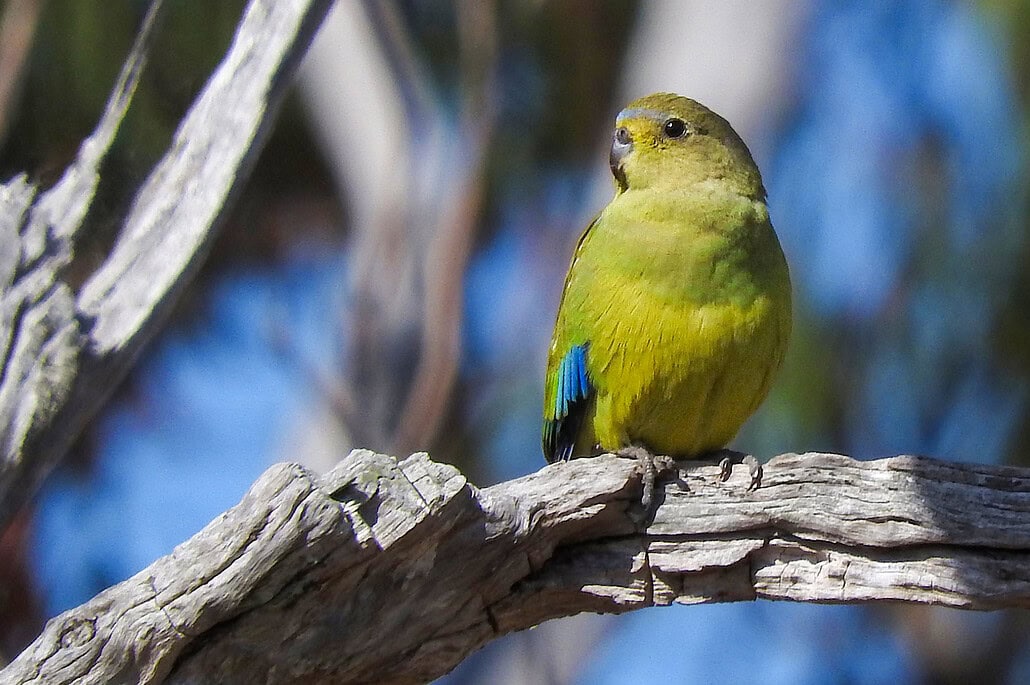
[
  {"x1": 718, "y1": 451, "x2": 763, "y2": 491},
  {"x1": 718, "y1": 456, "x2": 733, "y2": 482},
  {"x1": 744, "y1": 454, "x2": 763, "y2": 491},
  {"x1": 617, "y1": 446, "x2": 676, "y2": 521}
]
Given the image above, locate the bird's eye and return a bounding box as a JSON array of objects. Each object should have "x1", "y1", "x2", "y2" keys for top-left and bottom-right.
[{"x1": 663, "y1": 118, "x2": 687, "y2": 138}]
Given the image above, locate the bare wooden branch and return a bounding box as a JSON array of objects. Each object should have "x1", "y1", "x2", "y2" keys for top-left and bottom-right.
[
  {"x1": 0, "y1": 0, "x2": 333, "y2": 527},
  {"x1": 4, "y1": 450, "x2": 1028, "y2": 684}
]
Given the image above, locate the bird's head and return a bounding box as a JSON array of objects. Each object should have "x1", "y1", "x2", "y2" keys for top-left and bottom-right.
[{"x1": 609, "y1": 92, "x2": 765, "y2": 201}]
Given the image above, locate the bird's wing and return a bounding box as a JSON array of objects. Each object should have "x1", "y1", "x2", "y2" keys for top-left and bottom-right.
[
  {"x1": 543, "y1": 343, "x2": 593, "y2": 463},
  {"x1": 542, "y1": 216, "x2": 600, "y2": 463}
]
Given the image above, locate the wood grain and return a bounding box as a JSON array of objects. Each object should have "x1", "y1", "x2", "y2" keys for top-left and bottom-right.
[{"x1": 4, "y1": 450, "x2": 1027, "y2": 684}]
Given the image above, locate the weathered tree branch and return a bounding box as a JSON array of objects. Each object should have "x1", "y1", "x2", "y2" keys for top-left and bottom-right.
[
  {"x1": 0, "y1": 0, "x2": 333, "y2": 528},
  {"x1": 4, "y1": 450, "x2": 1028, "y2": 684}
]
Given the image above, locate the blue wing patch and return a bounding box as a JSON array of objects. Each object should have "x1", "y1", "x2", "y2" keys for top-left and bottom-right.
[{"x1": 543, "y1": 344, "x2": 593, "y2": 463}]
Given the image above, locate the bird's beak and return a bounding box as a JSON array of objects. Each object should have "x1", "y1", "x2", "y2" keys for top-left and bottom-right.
[{"x1": 610, "y1": 126, "x2": 632, "y2": 190}]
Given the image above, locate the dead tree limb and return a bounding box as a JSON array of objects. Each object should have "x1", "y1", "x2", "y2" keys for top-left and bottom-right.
[
  {"x1": 3, "y1": 450, "x2": 1028, "y2": 684},
  {"x1": 0, "y1": 0, "x2": 333, "y2": 528}
]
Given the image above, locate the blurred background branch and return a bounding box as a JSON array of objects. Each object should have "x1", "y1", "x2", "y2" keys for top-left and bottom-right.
[
  {"x1": 0, "y1": 0, "x2": 42, "y2": 151},
  {"x1": 299, "y1": 1, "x2": 498, "y2": 456},
  {"x1": 393, "y1": 0, "x2": 498, "y2": 454}
]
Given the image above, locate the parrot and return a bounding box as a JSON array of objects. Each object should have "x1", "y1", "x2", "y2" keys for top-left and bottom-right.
[{"x1": 542, "y1": 92, "x2": 791, "y2": 484}]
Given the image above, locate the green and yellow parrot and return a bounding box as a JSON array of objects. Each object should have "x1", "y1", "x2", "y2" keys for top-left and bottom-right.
[{"x1": 543, "y1": 93, "x2": 791, "y2": 465}]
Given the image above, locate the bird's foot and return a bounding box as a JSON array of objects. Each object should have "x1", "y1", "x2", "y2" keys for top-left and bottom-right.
[
  {"x1": 617, "y1": 445, "x2": 677, "y2": 522},
  {"x1": 715, "y1": 449, "x2": 762, "y2": 491}
]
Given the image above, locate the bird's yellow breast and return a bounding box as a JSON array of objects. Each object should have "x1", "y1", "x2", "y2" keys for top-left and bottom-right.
[
  {"x1": 585, "y1": 281, "x2": 786, "y2": 455},
  {"x1": 552, "y1": 187, "x2": 791, "y2": 457}
]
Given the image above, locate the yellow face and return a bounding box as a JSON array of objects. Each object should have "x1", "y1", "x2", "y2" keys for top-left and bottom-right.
[{"x1": 609, "y1": 93, "x2": 764, "y2": 199}]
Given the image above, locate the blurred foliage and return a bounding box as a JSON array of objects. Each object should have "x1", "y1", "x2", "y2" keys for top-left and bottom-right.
[
  {"x1": 981, "y1": 0, "x2": 1030, "y2": 466},
  {"x1": 2, "y1": 1, "x2": 243, "y2": 178}
]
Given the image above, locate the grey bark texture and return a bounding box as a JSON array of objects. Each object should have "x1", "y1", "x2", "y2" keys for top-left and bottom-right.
[
  {"x1": 3, "y1": 449, "x2": 1029, "y2": 684},
  {"x1": 0, "y1": 0, "x2": 333, "y2": 527}
]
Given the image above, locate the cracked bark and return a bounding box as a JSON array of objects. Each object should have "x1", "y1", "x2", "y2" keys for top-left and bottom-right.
[{"x1": 3, "y1": 450, "x2": 1029, "y2": 684}]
